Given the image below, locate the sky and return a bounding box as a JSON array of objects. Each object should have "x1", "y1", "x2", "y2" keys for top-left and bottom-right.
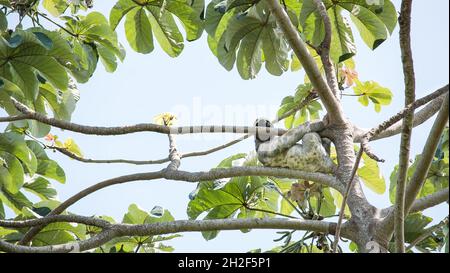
[{"x1": 1, "y1": 0, "x2": 449, "y2": 252}]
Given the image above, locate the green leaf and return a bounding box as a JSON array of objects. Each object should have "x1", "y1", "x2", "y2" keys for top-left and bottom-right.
[
  {"x1": 0, "y1": 9, "x2": 7, "y2": 32},
  {"x1": 39, "y1": 83, "x2": 78, "y2": 121},
  {"x1": 353, "y1": 80, "x2": 393, "y2": 112},
  {"x1": 43, "y1": 0, "x2": 69, "y2": 16},
  {"x1": 62, "y1": 12, "x2": 124, "y2": 73},
  {"x1": 404, "y1": 213, "x2": 432, "y2": 243},
  {"x1": 160, "y1": 0, "x2": 204, "y2": 41},
  {"x1": 0, "y1": 189, "x2": 32, "y2": 213},
  {"x1": 23, "y1": 176, "x2": 57, "y2": 200},
  {"x1": 328, "y1": 5, "x2": 356, "y2": 63},
  {"x1": 213, "y1": 1, "x2": 289, "y2": 79},
  {"x1": 63, "y1": 138, "x2": 83, "y2": 158},
  {"x1": 0, "y1": 132, "x2": 37, "y2": 175},
  {"x1": 236, "y1": 27, "x2": 263, "y2": 79},
  {"x1": 389, "y1": 154, "x2": 449, "y2": 204},
  {"x1": 358, "y1": 153, "x2": 386, "y2": 194},
  {"x1": 0, "y1": 30, "x2": 69, "y2": 100},
  {"x1": 146, "y1": 6, "x2": 184, "y2": 57},
  {"x1": 37, "y1": 159, "x2": 66, "y2": 184},
  {"x1": 344, "y1": 4, "x2": 387, "y2": 49},
  {"x1": 205, "y1": 0, "x2": 227, "y2": 36},
  {"x1": 125, "y1": 8, "x2": 155, "y2": 53},
  {"x1": 261, "y1": 27, "x2": 289, "y2": 76},
  {"x1": 188, "y1": 153, "x2": 276, "y2": 240},
  {"x1": 0, "y1": 151, "x2": 25, "y2": 194},
  {"x1": 110, "y1": 0, "x2": 139, "y2": 30}
]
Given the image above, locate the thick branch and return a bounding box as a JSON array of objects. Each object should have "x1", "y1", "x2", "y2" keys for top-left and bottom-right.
[
  {"x1": 18, "y1": 166, "x2": 341, "y2": 245},
  {"x1": 1, "y1": 218, "x2": 339, "y2": 253},
  {"x1": 373, "y1": 94, "x2": 446, "y2": 141},
  {"x1": 409, "y1": 188, "x2": 449, "y2": 213},
  {"x1": 0, "y1": 114, "x2": 32, "y2": 122},
  {"x1": 379, "y1": 94, "x2": 449, "y2": 238},
  {"x1": 9, "y1": 98, "x2": 286, "y2": 137},
  {"x1": 395, "y1": 0, "x2": 415, "y2": 253},
  {"x1": 354, "y1": 85, "x2": 448, "y2": 143},
  {"x1": 404, "y1": 94, "x2": 449, "y2": 213},
  {"x1": 41, "y1": 96, "x2": 322, "y2": 166},
  {"x1": 313, "y1": 0, "x2": 340, "y2": 97},
  {"x1": 266, "y1": 0, "x2": 345, "y2": 125},
  {"x1": 381, "y1": 188, "x2": 449, "y2": 216},
  {"x1": 166, "y1": 133, "x2": 181, "y2": 171}
]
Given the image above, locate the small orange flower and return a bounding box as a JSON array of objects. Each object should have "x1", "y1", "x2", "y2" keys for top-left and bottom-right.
[
  {"x1": 44, "y1": 134, "x2": 55, "y2": 142},
  {"x1": 341, "y1": 67, "x2": 359, "y2": 87}
]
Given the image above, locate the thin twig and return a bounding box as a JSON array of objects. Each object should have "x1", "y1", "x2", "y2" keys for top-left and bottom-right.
[{"x1": 332, "y1": 146, "x2": 364, "y2": 253}]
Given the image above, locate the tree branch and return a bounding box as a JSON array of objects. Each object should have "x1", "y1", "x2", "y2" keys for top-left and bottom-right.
[
  {"x1": 372, "y1": 93, "x2": 446, "y2": 141},
  {"x1": 0, "y1": 114, "x2": 32, "y2": 122},
  {"x1": 395, "y1": 0, "x2": 416, "y2": 253},
  {"x1": 381, "y1": 188, "x2": 449, "y2": 216},
  {"x1": 266, "y1": 0, "x2": 345, "y2": 125},
  {"x1": 354, "y1": 85, "x2": 448, "y2": 143},
  {"x1": 409, "y1": 188, "x2": 449, "y2": 213},
  {"x1": 18, "y1": 166, "x2": 342, "y2": 245},
  {"x1": 9, "y1": 98, "x2": 287, "y2": 137},
  {"x1": 17, "y1": 95, "x2": 321, "y2": 166},
  {"x1": 0, "y1": 215, "x2": 111, "y2": 229},
  {"x1": 166, "y1": 131, "x2": 181, "y2": 171},
  {"x1": 313, "y1": 0, "x2": 340, "y2": 97},
  {"x1": 51, "y1": 146, "x2": 171, "y2": 165},
  {"x1": 379, "y1": 94, "x2": 449, "y2": 238},
  {"x1": 2, "y1": 218, "x2": 339, "y2": 253},
  {"x1": 404, "y1": 94, "x2": 449, "y2": 213}
]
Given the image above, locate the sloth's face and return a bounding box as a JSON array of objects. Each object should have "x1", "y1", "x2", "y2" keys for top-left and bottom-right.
[{"x1": 254, "y1": 119, "x2": 273, "y2": 142}]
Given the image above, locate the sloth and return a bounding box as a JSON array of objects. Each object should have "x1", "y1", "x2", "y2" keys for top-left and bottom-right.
[{"x1": 254, "y1": 119, "x2": 335, "y2": 174}]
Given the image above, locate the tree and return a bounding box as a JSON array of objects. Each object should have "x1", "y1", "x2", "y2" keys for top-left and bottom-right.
[{"x1": 0, "y1": 0, "x2": 448, "y2": 253}]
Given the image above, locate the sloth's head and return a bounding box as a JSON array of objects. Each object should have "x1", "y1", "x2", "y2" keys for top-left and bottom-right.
[{"x1": 254, "y1": 118, "x2": 273, "y2": 143}]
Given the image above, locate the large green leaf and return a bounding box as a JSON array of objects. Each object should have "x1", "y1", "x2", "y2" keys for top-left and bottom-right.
[
  {"x1": 39, "y1": 83, "x2": 78, "y2": 122},
  {"x1": 0, "y1": 30, "x2": 69, "y2": 100},
  {"x1": 357, "y1": 153, "x2": 385, "y2": 194},
  {"x1": 100, "y1": 204, "x2": 180, "y2": 253},
  {"x1": 110, "y1": 0, "x2": 140, "y2": 30},
  {"x1": 146, "y1": 6, "x2": 184, "y2": 57},
  {"x1": 0, "y1": 132, "x2": 37, "y2": 175},
  {"x1": 211, "y1": 1, "x2": 289, "y2": 79},
  {"x1": 26, "y1": 139, "x2": 66, "y2": 184},
  {"x1": 277, "y1": 84, "x2": 322, "y2": 129},
  {"x1": 353, "y1": 80, "x2": 393, "y2": 112},
  {"x1": 23, "y1": 176, "x2": 57, "y2": 200},
  {"x1": 62, "y1": 12, "x2": 124, "y2": 74},
  {"x1": 299, "y1": 0, "x2": 397, "y2": 51},
  {"x1": 125, "y1": 7, "x2": 155, "y2": 54},
  {"x1": 0, "y1": 189, "x2": 33, "y2": 214},
  {"x1": 43, "y1": 0, "x2": 69, "y2": 16},
  {"x1": 328, "y1": 5, "x2": 356, "y2": 63},
  {"x1": 111, "y1": 0, "x2": 203, "y2": 55},
  {"x1": 0, "y1": 9, "x2": 7, "y2": 32},
  {"x1": 347, "y1": 5, "x2": 387, "y2": 50},
  {"x1": 187, "y1": 153, "x2": 276, "y2": 240},
  {"x1": 0, "y1": 151, "x2": 25, "y2": 194}
]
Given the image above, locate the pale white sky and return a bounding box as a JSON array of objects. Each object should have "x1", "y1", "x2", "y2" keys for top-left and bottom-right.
[{"x1": 1, "y1": 0, "x2": 449, "y2": 252}]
